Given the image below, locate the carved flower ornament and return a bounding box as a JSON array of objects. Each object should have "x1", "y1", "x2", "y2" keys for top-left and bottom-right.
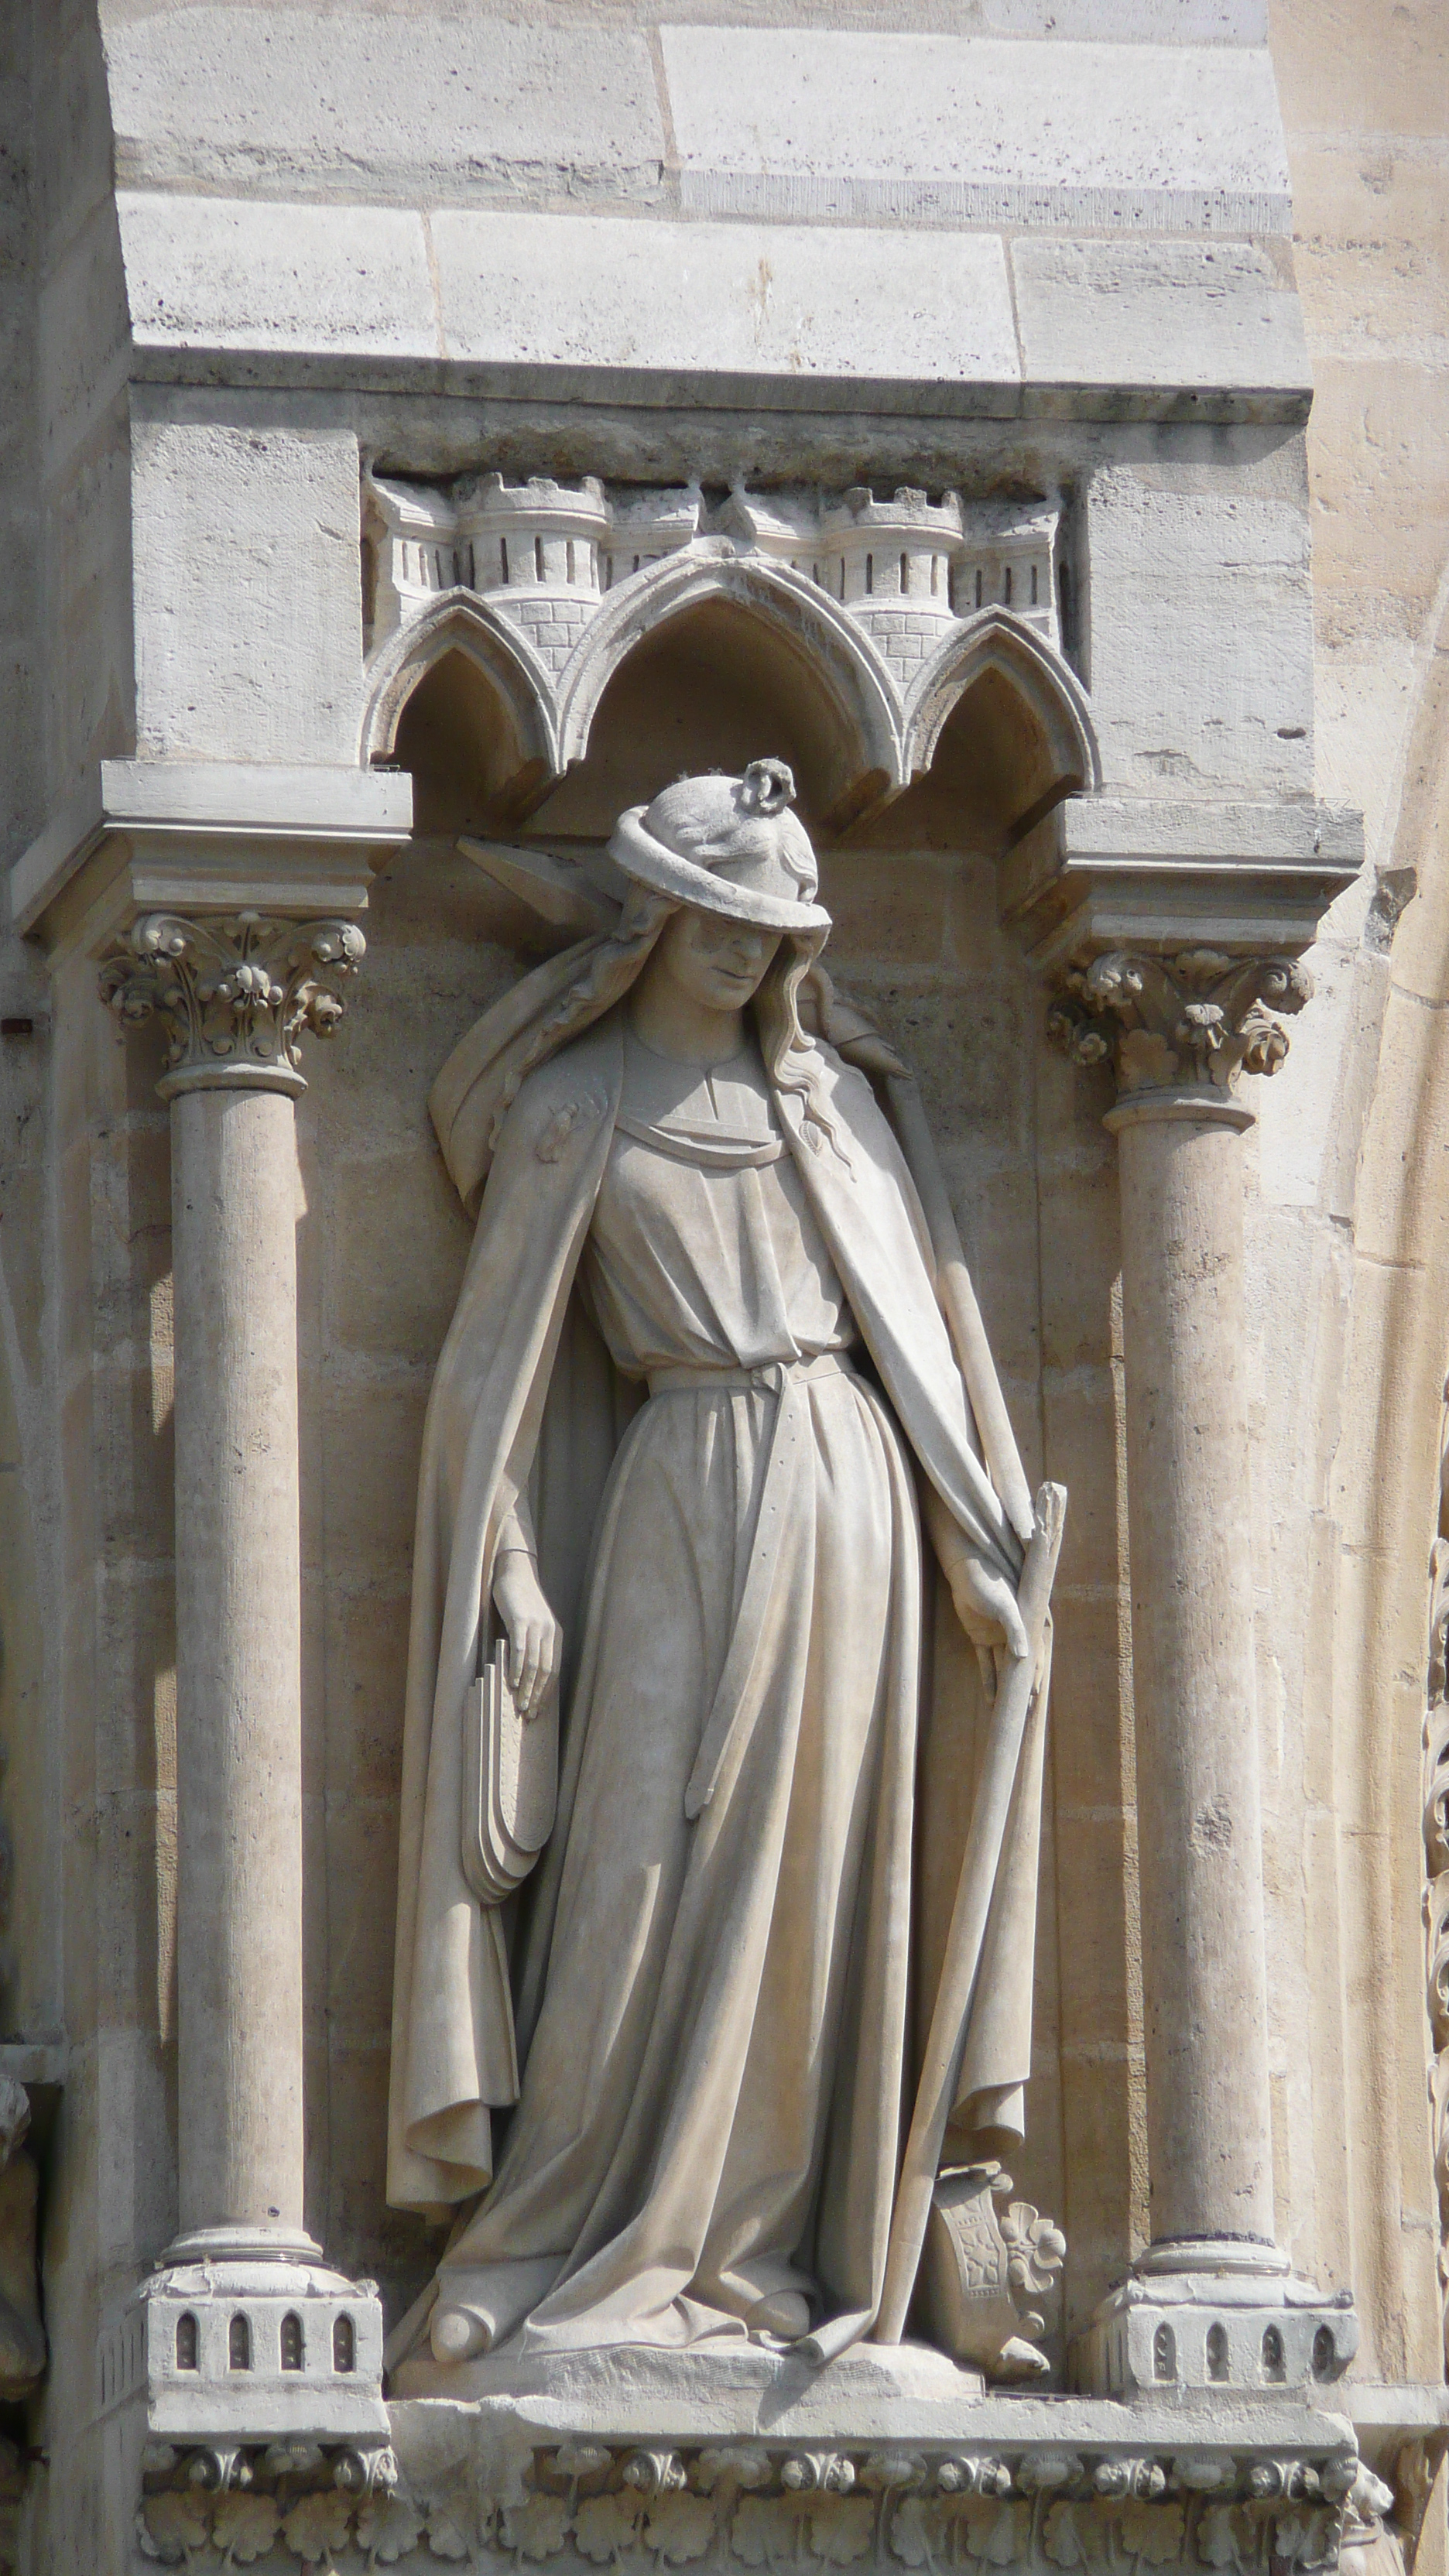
[
  {"x1": 1046, "y1": 949, "x2": 1312, "y2": 1094},
  {"x1": 100, "y1": 912, "x2": 365, "y2": 1079}
]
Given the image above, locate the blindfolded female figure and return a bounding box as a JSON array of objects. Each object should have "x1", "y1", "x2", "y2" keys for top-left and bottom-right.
[{"x1": 386, "y1": 761, "x2": 1044, "y2": 2379}]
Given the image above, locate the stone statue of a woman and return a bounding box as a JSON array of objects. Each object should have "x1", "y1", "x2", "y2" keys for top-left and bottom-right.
[{"x1": 386, "y1": 762, "x2": 1050, "y2": 2376}]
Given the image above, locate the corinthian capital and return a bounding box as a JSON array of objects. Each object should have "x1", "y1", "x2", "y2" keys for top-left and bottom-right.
[
  {"x1": 99, "y1": 912, "x2": 365, "y2": 1098},
  {"x1": 1046, "y1": 948, "x2": 1313, "y2": 1102}
]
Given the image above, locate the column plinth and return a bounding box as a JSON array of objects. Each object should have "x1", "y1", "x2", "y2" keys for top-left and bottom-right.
[
  {"x1": 98, "y1": 911, "x2": 391, "y2": 2475},
  {"x1": 1050, "y1": 947, "x2": 1357, "y2": 2400}
]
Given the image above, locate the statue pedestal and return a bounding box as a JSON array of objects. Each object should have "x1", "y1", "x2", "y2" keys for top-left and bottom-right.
[
  {"x1": 389, "y1": 2331, "x2": 986, "y2": 2423},
  {"x1": 375, "y1": 2357, "x2": 1369, "y2": 2573},
  {"x1": 129, "y1": 2338, "x2": 1449, "y2": 2568}
]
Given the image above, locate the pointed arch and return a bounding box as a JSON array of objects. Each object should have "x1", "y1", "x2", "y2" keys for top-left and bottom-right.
[
  {"x1": 556, "y1": 554, "x2": 906, "y2": 831},
  {"x1": 360, "y1": 594, "x2": 561, "y2": 811},
  {"x1": 903, "y1": 609, "x2": 1101, "y2": 808}
]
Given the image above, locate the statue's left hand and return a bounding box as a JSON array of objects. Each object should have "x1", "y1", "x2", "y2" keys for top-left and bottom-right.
[
  {"x1": 492, "y1": 1553, "x2": 563, "y2": 1721},
  {"x1": 946, "y1": 1552, "x2": 1029, "y2": 1662},
  {"x1": 922, "y1": 1487, "x2": 1029, "y2": 1661}
]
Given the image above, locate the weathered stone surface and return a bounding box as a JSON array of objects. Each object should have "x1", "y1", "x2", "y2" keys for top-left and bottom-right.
[
  {"x1": 104, "y1": 10, "x2": 666, "y2": 204},
  {"x1": 117, "y1": 190, "x2": 436, "y2": 361},
  {"x1": 430, "y1": 210, "x2": 1020, "y2": 389},
  {"x1": 663, "y1": 27, "x2": 1291, "y2": 230},
  {"x1": 2, "y1": 0, "x2": 1447, "y2": 2566}
]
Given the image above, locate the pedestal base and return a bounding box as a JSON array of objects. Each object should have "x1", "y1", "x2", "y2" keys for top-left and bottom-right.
[
  {"x1": 100, "y1": 2239, "x2": 392, "y2": 2513},
  {"x1": 122, "y1": 2345, "x2": 1449, "y2": 2574},
  {"x1": 390, "y1": 2328, "x2": 985, "y2": 2416},
  {"x1": 1074, "y1": 2242, "x2": 1359, "y2": 2400},
  {"x1": 376, "y1": 2372, "x2": 1366, "y2": 2574}
]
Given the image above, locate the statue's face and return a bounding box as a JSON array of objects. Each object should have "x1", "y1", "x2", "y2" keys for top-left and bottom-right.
[{"x1": 652, "y1": 904, "x2": 782, "y2": 1013}]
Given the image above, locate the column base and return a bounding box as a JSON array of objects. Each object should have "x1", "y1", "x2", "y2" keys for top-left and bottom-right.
[
  {"x1": 1073, "y1": 2240, "x2": 1359, "y2": 2399},
  {"x1": 98, "y1": 2238, "x2": 392, "y2": 2502}
]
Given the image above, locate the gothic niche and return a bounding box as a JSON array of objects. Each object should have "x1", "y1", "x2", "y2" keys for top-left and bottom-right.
[{"x1": 354, "y1": 468, "x2": 1105, "y2": 2391}]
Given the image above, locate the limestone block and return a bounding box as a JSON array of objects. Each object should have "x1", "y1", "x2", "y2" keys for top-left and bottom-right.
[
  {"x1": 982, "y1": 0, "x2": 1266, "y2": 31},
  {"x1": 104, "y1": 9, "x2": 665, "y2": 207},
  {"x1": 1039, "y1": 1368, "x2": 1120, "y2": 1594},
  {"x1": 1057, "y1": 2054, "x2": 1147, "y2": 2331},
  {"x1": 1043, "y1": 1589, "x2": 1132, "y2": 1815},
  {"x1": 129, "y1": 422, "x2": 366, "y2": 762},
  {"x1": 1304, "y1": 364, "x2": 1449, "y2": 649},
  {"x1": 1036, "y1": 1169, "x2": 1121, "y2": 1374},
  {"x1": 319, "y1": 1378, "x2": 430, "y2": 1577},
  {"x1": 429, "y1": 210, "x2": 1019, "y2": 389},
  {"x1": 663, "y1": 28, "x2": 1291, "y2": 232},
  {"x1": 116, "y1": 190, "x2": 435, "y2": 362},
  {"x1": 37, "y1": 193, "x2": 128, "y2": 480},
  {"x1": 1013, "y1": 239, "x2": 1310, "y2": 400},
  {"x1": 1084, "y1": 479, "x2": 1314, "y2": 795},
  {"x1": 41, "y1": 414, "x2": 133, "y2": 807},
  {"x1": 324, "y1": 1590, "x2": 411, "y2": 1806},
  {"x1": 817, "y1": 855, "x2": 948, "y2": 968},
  {"x1": 324, "y1": 1154, "x2": 471, "y2": 1366},
  {"x1": 1288, "y1": 147, "x2": 1449, "y2": 364},
  {"x1": 0, "y1": 1160, "x2": 47, "y2": 1398},
  {"x1": 323, "y1": 1802, "x2": 402, "y2": 2039},
  {"x1": 855, "y1": 978, "x2": 1032, "y2": 1158}
]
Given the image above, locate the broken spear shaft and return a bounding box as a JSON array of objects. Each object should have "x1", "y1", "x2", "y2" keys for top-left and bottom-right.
[{"x1": 875, "y1": 1477, "x2": 1068, "y2": 2347}]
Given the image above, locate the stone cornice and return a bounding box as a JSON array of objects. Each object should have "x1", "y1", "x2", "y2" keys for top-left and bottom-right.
[
  {"x1": 1003, "y1": 798, "x2": 1363, "y2": 968},
  {"x1": 10, "y1": 761, "x2": 413, "y2": 950}
]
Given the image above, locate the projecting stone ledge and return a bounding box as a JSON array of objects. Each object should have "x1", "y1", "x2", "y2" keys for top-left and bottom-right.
[{"x1": 132, "y1": 2344, "x2": 1448, "y2": 2571}]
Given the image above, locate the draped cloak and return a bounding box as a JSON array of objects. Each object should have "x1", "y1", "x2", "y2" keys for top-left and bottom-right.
[{"x1": 386, "y1": 986, "x2": 1046, "y2": 2357}]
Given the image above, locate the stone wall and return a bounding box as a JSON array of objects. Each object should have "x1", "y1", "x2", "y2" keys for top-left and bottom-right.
[
  {"x1": 1245, "y1": 0, "x2": 1449, "y2": 2402},
  {"x1": 0, "y1": 0, "x2": 1440, "y2": 2564}
]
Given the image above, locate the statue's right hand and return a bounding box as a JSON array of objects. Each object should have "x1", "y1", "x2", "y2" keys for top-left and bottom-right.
[{"x1": 492, "y1": 1553, "x2": 562, "y2": 1721}]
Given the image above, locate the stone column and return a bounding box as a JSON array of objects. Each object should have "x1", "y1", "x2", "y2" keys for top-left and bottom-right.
[
  {"x1": 1111, "y1": 1085, "x2": 1273, "y2": 2251},
  {"x1": 168, "y1": 1081, "x2": 309, "y2": 2252},
  {"x1": 101, "y1": 911, "x2": 363, "y2": 2261},
  {"x1": 98, "y1": 913, "x2": 389, "y2": 2481},
  {"x1": 101, "y1": 916, "x2": 361, "y2": 2266},
  {"x1": 1050, "y1": 950, "x2": 1356, "y2": 2394}
]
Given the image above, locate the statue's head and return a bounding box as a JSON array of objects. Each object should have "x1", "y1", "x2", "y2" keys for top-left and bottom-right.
[{"x1": 609, "y1": 761, "x2": 831, "y2": 935}]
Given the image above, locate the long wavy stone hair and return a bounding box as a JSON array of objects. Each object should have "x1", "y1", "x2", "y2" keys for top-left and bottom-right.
[{"x1": 483, "y1": 885, "x2": 844, "y2": 1165}]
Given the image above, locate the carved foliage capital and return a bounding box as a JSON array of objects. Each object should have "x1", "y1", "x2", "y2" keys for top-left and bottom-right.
[
  {"x1": 99, "y1": 913, "x2": 365, "y2": 1096},
  {"x1": 1046, "y1": 949, "x2": 1314, "y2": 1099}
]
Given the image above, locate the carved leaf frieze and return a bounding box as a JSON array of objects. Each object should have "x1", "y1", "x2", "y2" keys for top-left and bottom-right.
[{"x1": 133, "y1": 2438, "x2": 1375, "y2": 2571}]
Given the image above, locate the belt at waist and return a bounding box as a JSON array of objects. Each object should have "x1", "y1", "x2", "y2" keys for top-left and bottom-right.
[{"x1": 647, "y1": 1350, "x2": 856, "y2": 1401}]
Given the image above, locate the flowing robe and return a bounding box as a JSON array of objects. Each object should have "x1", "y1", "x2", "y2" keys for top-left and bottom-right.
[{"x1": 387, "y1": 1002, "x2": 1043, "y2": 2362}]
